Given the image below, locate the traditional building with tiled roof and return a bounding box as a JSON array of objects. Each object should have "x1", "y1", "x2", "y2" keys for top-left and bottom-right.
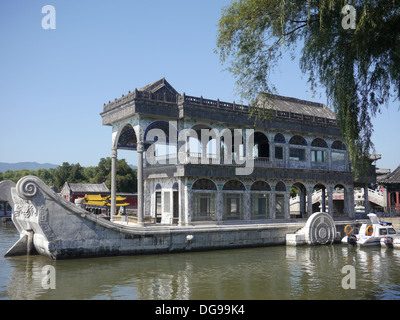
[{"x1": 378, "y1": 165, "x2": 400, "y2": 213}]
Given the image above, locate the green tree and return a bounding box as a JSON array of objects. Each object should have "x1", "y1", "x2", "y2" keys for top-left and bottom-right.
[
  {"x1": 116, "y1": 159, "x2": 137, "y2": 193},
  {"x1": 83, "y1": 166, "x2": 97, "y2": 183},
  {"x1": 94, "y1": 158, "x2": 137, "y2": 193},
  {"x1": 94, "y1": 158, "x2": 111, "y2": 185},
  {"x1": 216, "y1": 0, "x2": 400, "y2": 177},
  {"x1": 54, "y1": 162, "x2": 72, "y2": 190},
  {"x1": 34, "y1": 168, "x2": 55, "y2": 186},
  {"x1": 68, "y1": 163, "x2": 86, "y2": 183}
]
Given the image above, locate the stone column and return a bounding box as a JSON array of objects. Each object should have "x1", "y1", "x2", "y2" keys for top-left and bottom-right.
[
  {"x1": 307, "y1": 187, "x2": 313, "y2": 217},
  {"x1": 137, "y1": 142, "x2": 144, "y2": 226},
  {"x1": 244, "y1": 189, "x2": 251, "y2": 221},
  {"x1": 270, "y1": 141, "x2": 275, "y2": 165},
  {"x1": 284, "y1": 143, "x2": 290, "y2": 168},
  {"x1": 110, "y1": 148, "x2": 117, "y2": 217},
  {"x1": 327, "y1": 186, "x2": 334, "y2": 217},
  {"x1": 299, "y1": 190, "x2": 306, "y2": 218},
  {"x1": 364, "y1": 184, "x2": 369, "y2": 214},
  {"x1": 271, "y1": 188, "x2": 276, "y2": 219},
  {"x1": 321, "y1": 188, "x2": 326, "y2": 212},
  {"x1": 348, "y1": 187, "x2": 355, "y2": 218},
  {"x1": 186, "y1": 189, "x2": 192, "y2": 225},
  {"x1": 327, "y1": 149, "x2": 332, "y2": 170},
  {"x1": 178, "y1": 178, "x2": 184, "y2": 226},
  {"x1": 216, "y1": 189, "x2": 223, "y2": 223},
  {"x1": 284, "y1": 191, "x2": 290, "y2": 219}
]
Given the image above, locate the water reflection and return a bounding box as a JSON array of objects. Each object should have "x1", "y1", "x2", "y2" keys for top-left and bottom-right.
[{"x1": 2, "y1": 222, "x2": 400, "y2": 300}]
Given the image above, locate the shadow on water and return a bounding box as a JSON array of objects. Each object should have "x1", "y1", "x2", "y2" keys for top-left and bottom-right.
[{"x1": 1, "y1": 223, "x2": 400, "y2": 300}]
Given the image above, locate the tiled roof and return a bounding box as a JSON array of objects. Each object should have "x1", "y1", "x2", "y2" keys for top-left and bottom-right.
[
  {"x1": 257, "y1": 93, "x2": 337, "y2": 120},
  {"x1": 67, "y1": 182, "x2": 110, "y2": 193},
  {"x1": 378, "y1": 165, "x2": 400, "y2": 184}
]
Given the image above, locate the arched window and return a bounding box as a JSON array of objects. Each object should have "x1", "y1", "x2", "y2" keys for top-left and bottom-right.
[
  {"x1": 311, "y1": 138, "x2": 328, "y2": 148},
  {"x1": 274, "y1": 134, "x2": 285, "y2": 160},
  {"x1": 144, "y1": 121, "x2": 177, "y2": 144},
  {"x1": 332, "y1": 141, "x2": 346, "y2": 150},
  {"x1": 289, "y1": 135, "x2": 306, "y2": 161},
  {"x1": 117, "y1": 125, "x2": 137, "y2": 150},
  {"x1": 223, "y1": 180, "x2": 245, "y2": 220},
  {"x1": 251, "y1": 181, "x2": 271, "y2": 219},
  {"x1": 275, "y1": 181, "x2": 286, "y2": 192},
  {"x1": 223, "y1": 180, "x2": 246, "y2": 191},
  {"x1": 192, "y1": 179, "x2": 216, "y2": 221},
  {"x1": 289, "y1": 135, "x2": 307, "y2": 146},
  {"x1": 192, "y1": 178, "x2": 217, "y2": 190},
  {"x1": 311, "y1": 138, "x2": 328, "y2": 163},
  {"x1": 274, "y1": 133, "x2": 285, "y2": 143},
  {"x1": 251, "y1": 181, "x2": 271, "y2": 191},
  {"x1": 331, "y1": 141, "x2": 346, "y2": 166}
]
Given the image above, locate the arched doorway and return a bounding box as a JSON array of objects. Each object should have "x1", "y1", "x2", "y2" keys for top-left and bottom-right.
[
  {"x1": 110, "y1": 124, "x2": 140, "y2": 219},
  {"x1": 333, "y1": 184, "x2": 347, "y2": 217},
  {"x1": 116, "y1": 124, "x2": 138, "y2": 150},
  {"x1": 313, "y1": 183, "x2": 327, "y2": 213},
  {"x1": 251, "y1": 132, "x2": 270, "y2": 166},
  {"x1": 189, "y1": 124, "x2": 217, "y2": 163},
  {"x1": 290, "y1": 182, "x2": 307, "y2": 218},
  {"x1": 144, "y1": 121, "x2": 177, "y2": 165}
]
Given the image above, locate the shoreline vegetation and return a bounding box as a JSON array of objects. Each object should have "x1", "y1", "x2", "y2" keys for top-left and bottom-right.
[{"x1": 0, "y1": 158, "x2": 137, "y2": 193}]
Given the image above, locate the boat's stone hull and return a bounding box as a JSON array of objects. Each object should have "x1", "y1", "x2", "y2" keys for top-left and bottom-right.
[{"x1": 5, "y1": 176, "x2": 306, "y2": 260}]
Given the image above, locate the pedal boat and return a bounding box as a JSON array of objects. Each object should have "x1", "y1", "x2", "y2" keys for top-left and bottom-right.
[{"x1": 342, "y1": 213, "x2": 398, "y2": 247}]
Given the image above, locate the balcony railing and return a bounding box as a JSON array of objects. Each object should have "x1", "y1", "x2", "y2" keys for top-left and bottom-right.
[
  {"x1": 103, "y1": 90, "x2": 337, "y2": 127},
  {"x1": 145, "y1": 153, "x2": 271, "y2": 167},
  {"x1": 143, "y1": 152, "x2": 352, "y2": 173}
]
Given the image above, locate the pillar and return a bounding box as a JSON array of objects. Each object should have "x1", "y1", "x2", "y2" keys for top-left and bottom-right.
[
  {"x1": 137, "y1": 142, "x2": 144, "y2": 226},
  {"x1": 364, "y1": 184, "x2": 370, "y2": 214},
  {"x1": 216, "y1": 189, "x2": 223, "y2": 223},
  {"x1": 321, "y1": 188, "x2": 326, "y2": 212},
  {"x1": 348, "y1": 187, "x2": 355, "y2": 218},
  {"x1": 327, "y1": 149, "x2": 332, "y2": 171},
  {"x1": 178, "y1": 178, "x2": 184, "y2": 226},
  {"x1": 186, "y1": 188, "x2": 192, "y2": 225},
  {"x1": 307, "y1": 187, "x2": 313, "y2": 217},
  {"x1": 328, "y1": 187, "x2": 334, "y2": 217},
  {"x1": 110, "y1": 148, "x2": 117, "y2": 217},
  {"x1": 244, "y1": 189, "x2": 251, "y2": 221},
  {"x1": 270, "y1": 142, "x2": 275, "y2": 167},
  {"x1": 284, "y1": 191, "x2": 290, "y2": 219},
  {"x1": 271, "y1": 188, "x2": 276, "y2": 219}
]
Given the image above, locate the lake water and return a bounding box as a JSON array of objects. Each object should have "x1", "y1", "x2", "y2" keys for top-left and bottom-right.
[{"x1": 0, "y1": 222, "x2": 400, "y2": 300}]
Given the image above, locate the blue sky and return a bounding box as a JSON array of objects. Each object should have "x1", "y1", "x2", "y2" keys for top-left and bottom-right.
[{"x1": 0, "y1": 1, "x2": 399, "y2": 172}]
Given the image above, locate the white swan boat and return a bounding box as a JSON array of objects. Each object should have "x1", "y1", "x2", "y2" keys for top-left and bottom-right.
[{"x1": 341, "y1": 213, "x2": 398, "y2": 247}]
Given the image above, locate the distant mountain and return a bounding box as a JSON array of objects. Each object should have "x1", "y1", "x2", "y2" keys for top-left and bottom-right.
[{"x1": 0, "y1": 162, "x2": 59, "y2": 172}]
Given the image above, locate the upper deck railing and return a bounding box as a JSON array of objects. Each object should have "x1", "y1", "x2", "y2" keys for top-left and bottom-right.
[{"x1": 103, "y1": 89, "x2": 337, "y2": 126}]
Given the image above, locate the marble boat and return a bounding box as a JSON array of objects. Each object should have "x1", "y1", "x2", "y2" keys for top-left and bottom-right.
[{"x1": 5, "y1": 175, "x2": 310, "y2": 260}]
